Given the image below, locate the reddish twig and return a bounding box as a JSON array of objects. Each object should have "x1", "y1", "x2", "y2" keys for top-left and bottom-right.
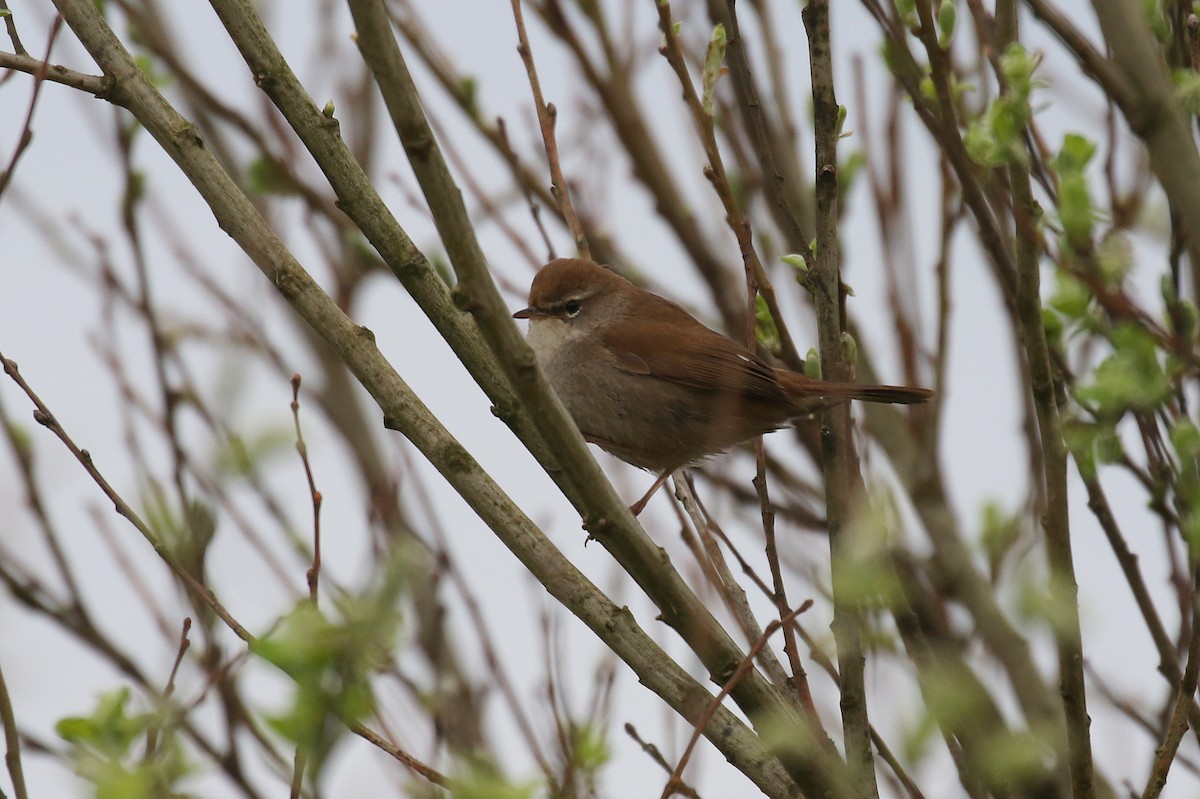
[
  {"x1": 625, "y1": 723, "x2": 703, "y2": 799},
  {"x1": 290, "y1": 373, "x2": 323, "y2": 604},
  {"x1": 753, "y1": 440, "x2": 818, "y2": 716},
  {"x1": 0, "y1": 14, "x2": 63, "y2": 199},
  {"x1": 509, "y1": 0, "x2": 590, "y2": 259},
  {"x1": 659, "y1": 601, "x2": 813, "y2": 799},
  {"x1": 350, "y1": 723, "x2": 451, "y2": 788},
  {"x1": 144, "y1": 618, "x2": 192, "y2": 760}
]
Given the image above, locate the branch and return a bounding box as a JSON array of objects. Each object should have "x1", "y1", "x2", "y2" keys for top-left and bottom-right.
[
  {"x1": 0, "y1": 47, "x2": 106, "y2": 94},
  {"x1": 0, "y1": 655, "x2": 28, "y2": 799},
  {"x1": 802, "y1": 1, "x2": 879, "y2": 795},
  {"x1": 508, "y1": 0, "x2": 589, "y2": 259},
  {"x1": 1087, "y1": 0, "x2": 1200, "y2": 273}
]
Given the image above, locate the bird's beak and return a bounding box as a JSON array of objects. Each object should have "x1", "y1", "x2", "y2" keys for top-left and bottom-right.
[{"x1": 513, "y1": 307, "x2": 546, "y2": 319}]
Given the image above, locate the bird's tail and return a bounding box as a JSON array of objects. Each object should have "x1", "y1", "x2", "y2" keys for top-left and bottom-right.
[{"x1": 778, "y1": 370, "x2": 933, "y2": 406}]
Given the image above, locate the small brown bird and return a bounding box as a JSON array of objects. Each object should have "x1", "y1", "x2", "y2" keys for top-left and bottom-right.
[{"x1": 514, "y1": 258, "x2": 932, "y2": 514}]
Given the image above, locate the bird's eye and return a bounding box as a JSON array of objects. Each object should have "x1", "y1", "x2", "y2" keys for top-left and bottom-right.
[{"x1": 564, "y1": 299, "x2": 582, "y2": 317}]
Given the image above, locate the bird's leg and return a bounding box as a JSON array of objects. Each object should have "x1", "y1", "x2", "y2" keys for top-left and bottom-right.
[{"x1": 630, "y1": 469, "x2": 673, "y2": 516}]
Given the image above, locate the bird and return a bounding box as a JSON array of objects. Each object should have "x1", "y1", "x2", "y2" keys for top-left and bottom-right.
[{"x1": 513, "y1": 258, "x2": 932, "y2": 514}]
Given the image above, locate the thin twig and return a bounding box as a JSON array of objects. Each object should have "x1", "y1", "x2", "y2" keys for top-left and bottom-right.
[
  {"x1": 0, "y1": 0, "x2": 26, "y2": 55},
  {"x1": 0, "y1": 655, "x2": 28, "y2": 799},
  {"x1": 0, "y1": 354, "x2": 254, "y2": 644},
  {"x1": 144, "y1": 618, "x2": 191, "y2": 761},
  {"x1": 802, "y1": 1, "x2": 878, "y2": 794},
  {"x1": 660, "y1": 601, "x2": 813, "y2": 799},
  {"x1": 753, "y1": 440, "x2": 817, "y2": 716},
  {"x1": 653, "y1": 0, "x2": 803, "y2": 369},
  {"x1": 625, "y1": 723, "x2": 703, "y2": 799},
  {"x1": 509, "y1": 0, "x2": 589, "y2": 259},
  {"x1": 0, "y1": 15, "x2": 64, "y2": 199},
  {"x1": 350, "y1": 723, "x2": 451, "y2": 787},
  {"x1": 1141, "y1": 568, "x2": 1200, "y2": 799},
  {"x1": 290, "y1": 374, "x2": 322, "y2": 604}
]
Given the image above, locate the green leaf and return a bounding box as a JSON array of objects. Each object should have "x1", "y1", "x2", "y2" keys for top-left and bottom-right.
[
  {"x1": 1063, "y1": 417, "x2": 1103, "y2": 479},
  {"x1": 1174, "y1": 300, "x2": 1198, "y2": 340},
  {"x1": 937, "y1": 0, "x2": 956, "y2": 48},
  {"x1": 569, "y1": 723, "x2": 610, "y2": 773},
  {"x1": 1048, "y1": 270, "x2": 1092, "y2": 320},
  {"x1": 965, "y1": 44, "x2": 1043, "y2": 166},
  {"x1": 1171, "y1": 418, "x2": 1200, "y2": 462},
  {"x1": 701, "y1": 24, "x2": 728, "y2": 115},
  {"x1": 1095, "y1": 231, "x2": 1132, "y2": 284},
  {"x1": 979, "y1": 500, "x2": 1022, "y2": 579},
  {"x1": 451, "y1": 764, "x2": 538, "y2": 799},
  {"x1": 215, "y1": 427, "x2": 293, "y2": 476},
  {"x1": 754, "y1": 295, "x2": 780, "y2": 355},
  {"x1": 247, "y1": 156, "x2": 298, "y2": 196},
  {"x1": 1050, "y1": 134, "x2": 1097, "y2": 246},
  {"x1": 780, "y1": 253, "x2": 809, "y2": 276},
  {"x1": 252, "y1": 580, "x2": 403, "y2": 766},
  {"x1": 1042, "y1": 307, "x2": 1064, "y2": 347},
  {"x1": 841, "y1": 331, "x2": 858, "y2": 366},
  {"x1": 56, "y1": 688, "x2": 151, "y2": 759},
  {"x1": 1077, "y1": 324, "x2": 1172, "y2": 416},
  {"x1": 803, "y1": 347, "x2": 822, "y2": 379},
  {"x1": 457, "y1": 76, "x2": 480, "y2": 119}
]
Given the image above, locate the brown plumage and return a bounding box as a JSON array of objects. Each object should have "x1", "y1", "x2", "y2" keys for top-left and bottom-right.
[{"x1": 515, "y1": 258, "x2": 933, "y2": 512}]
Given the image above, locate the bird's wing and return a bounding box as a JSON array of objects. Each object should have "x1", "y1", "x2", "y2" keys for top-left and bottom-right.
[{"x1": 600, "y1": 300, "x2": 787, "y2": 403}]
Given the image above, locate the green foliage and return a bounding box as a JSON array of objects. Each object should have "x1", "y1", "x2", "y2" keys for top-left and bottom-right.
[
  {"x1": 1077, "y1": 324, "x2": 1173, "y2": 417},
  {"x1": 1063, "y1": 416, "x2": 1121, "y2": 480},
  {"x1": 979, "y1": 500, "x2": 1023, "y2": 579},
  {"x1": 132, "y1": 53, "x2": 171, "y2": 89},
  {"x1": 1170, "y1": 417, "x2": 1200, "y2": 551},
  {"x1": 456, "y1": 77, "x2": 480, "y2": 120},
  {"x1": 1042, "y1": 307, "x2": 1064, "y2": 349},
  {"x1": 1018, "y1": 571, "x2": 1089, "y2": 638},
  {"x1": 975, "y1": 729, "x2": 1053, "y2": 790},
  {"x1": 832, "y1": 501, "x2": 904, "y2": 608},
  {"x1": 568, "y1": 722, "x2": 611, "y2": 775},
  {"x1": 893, "y1": 0, "x2": 917, "y2": 26},
  {"x1": 251, "y1": 579, "x2": 403, "y2": 768},
  {"x1": 56, "y1": 688, "x2": 190, "y2": 799},
  {"x1": 701, "y1": 24, "x2": 728, "y2": 116},
  {"x1": 1095, "y1": 231, "x2": 1133, "y2": 285},
  {"x1": 214, "y1": 428, "x2": 294, "y2": 476},
  {"x1": 247, "y1": 156, "x2": 298, "y2": 196},
  {"x1": 5, "y1": 421, "x2": 31, "y2": 458},
  {"x1": 1174, "y1": 70, "x2": 1200, "y2": 115},
  {"x1": 450, "y1": 763, "x2": 538, "y2": 799},
  {"x1": 781, "y1": 252, "x2": 810, "y2": 283},
  {"x1": 1142, "y1": 0, "x2": 1169, "y2": 42},
  {"x1": 754, "y1": 294, "x2": 780, "y2": 355},
  {"x1": 1049, "y1": 134, "x2": 1096, "y2": 248},
  {"x1": 964, "y1": 45, "x2": 1043, "y2": 166},
  {"x1": 803, "y1": 346, "x2": 822, "y2": 379},
  {"x1": 142, "y1": 486, "x2": 215, "y2": 579},
  {"x1": 937, "y1": 0, "x2": 956, "y2": 49},
  {"x1": 1048, "y1": 269, "x2": 1092, "y2": 321},
  {"x1": 841, "y1": 331, "x2": 858, "y2": 366}
]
